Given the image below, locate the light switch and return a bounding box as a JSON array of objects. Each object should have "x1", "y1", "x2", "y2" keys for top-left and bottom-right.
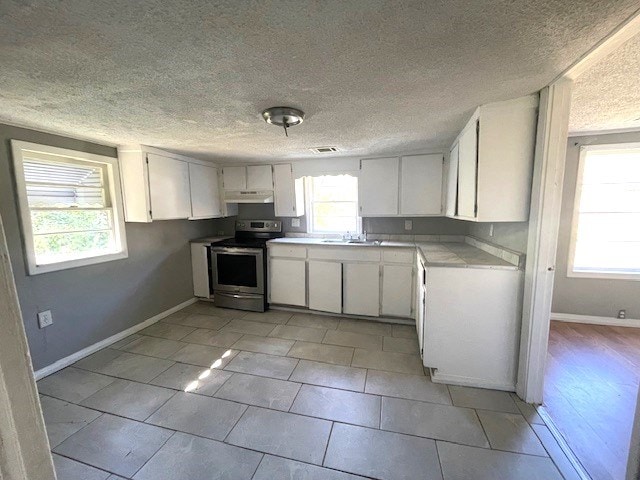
[
  {"x1": 38, "y1": 310, "x2": 53, "y2": 328},
  {"x1": 404, "y1": 220, "x2": 413, "y2": 231},
  {"x1": 291, "y1": 218, "x2": 301, "y2": 228}
]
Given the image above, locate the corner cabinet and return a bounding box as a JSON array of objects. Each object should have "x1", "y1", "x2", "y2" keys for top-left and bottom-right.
[
  {"x1": 359, "y1": 155, "x2": 443, "y2": 217},
  {"x1": 118, "y1": 145, "x2": 232, "y2": 222},
  {"x1": 446, "y1": 94, "x2": 538, "y2": 222}
]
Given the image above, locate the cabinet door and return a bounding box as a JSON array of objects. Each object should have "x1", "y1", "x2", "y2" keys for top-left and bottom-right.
[
  {"x1": 189, "y1": 163, "x2": 222, "y2": 219},
  {"x1": 400, "y1": 154, "x2": 443, "y2": 215},
  {"x1": 147, "y1": 153, "x2": 191, "y2": 220},
  {"x1": 382, "y1": 264, "x2": 414, "y2": 318},
  {"x1": 359, "y1": 158, "x2": 399, "y2": 216},
  {"x1": 247, "y1": 165, "x2": 273, "y2": 190},
  {"x1": 457, "y1": 121, "x2": 478, "y2": 219},
  {"x1": 445, "y1": 143, "x2": 459, "y2": 217},
  {"x1": 273, "y1": 164, "x2": 304, "y2": 217},
  {"x1": 308, "y1": 261, "x2": 342, "y2": 313},
  {"x1": 222, "y1": 166, "x2": 246, "y2": 191},
  {"x1": 343, "y1": 263, "x2": 380, "y2": 317},
  {"x1": 269, "y1": 258, "x2": 306, "y2": 307},
  {"x1": 416, "y1": 262, "x2": 426, "y2": 357}
]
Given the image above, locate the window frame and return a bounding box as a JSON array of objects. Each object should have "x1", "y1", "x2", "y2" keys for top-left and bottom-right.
[
  {"x1": 11, "y1": 140, "x2": 128, "y2": 275},
  {"x1": 567, "y1": 143, "x2": 640, "y2": 281},
  {"x1": 304, "y1": 175, "x2": 362, "y2": 235}
]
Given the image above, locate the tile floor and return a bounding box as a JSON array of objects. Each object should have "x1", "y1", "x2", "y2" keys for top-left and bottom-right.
[{"x1": 40, "y1": 302, "x2": 579, "y2": 480}]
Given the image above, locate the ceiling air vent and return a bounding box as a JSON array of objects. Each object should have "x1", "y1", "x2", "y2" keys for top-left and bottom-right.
[{"x1": 309, "y1": 146, "x2": 339, "y2": 154}]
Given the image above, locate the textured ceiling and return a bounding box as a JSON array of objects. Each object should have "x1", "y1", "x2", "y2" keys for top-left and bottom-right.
[
  {"x1": 1, "y1": 1, "x2": 639, "y2": 162},
  {"x1": 570, "y1": 33, "x2": 640, "y2": 134}
]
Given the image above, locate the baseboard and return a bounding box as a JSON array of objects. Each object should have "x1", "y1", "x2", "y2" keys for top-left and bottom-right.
[
  {"x1": 429, "y1": 369, "x2": 516, "y2": 392},
  {"x1": 34, "y1": 297, "x2": 197, "y2": 380},
  {"x1": 551, "y1": 312, "x2": 640, "y2": 328},
  {"x1": 270, "y1": 305, "x2": 414, "y2": 326}
]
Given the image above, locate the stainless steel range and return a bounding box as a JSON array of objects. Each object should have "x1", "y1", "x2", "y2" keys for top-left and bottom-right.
[{"x1": 210, "y1": 220, "x2": 283, "y2": 312}]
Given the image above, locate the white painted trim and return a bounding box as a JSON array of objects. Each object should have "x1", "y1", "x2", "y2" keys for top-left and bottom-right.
[
  {"x1": 536, "y1": 407, "x2": 592, "y2": 480},
  {"x1": 10, "y1": 140, "x2": 129, "y2": 275},
  {"x1": 430, "y1": 370, "x2": 515, "y2": 392},
  {"x1": 556, "y1": 8, "x2": 640, "y2": 81},
  {"x1": 551, "y1": 312, "x2": 640, "y2": 328},
  {"x1": 34, "y1": 297, "x2": 197, "y2": 380},
  {"x1": 517, "y1": 81, "x2": 573, "y2": 404},
  {"x1": 569, "y1": 126, "x2": 640, "y2": 137}
]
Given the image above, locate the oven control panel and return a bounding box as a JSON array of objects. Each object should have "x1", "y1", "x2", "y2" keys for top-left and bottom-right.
[{"x1": 235, "y1": 220, "x2": 282, "y2": 233}]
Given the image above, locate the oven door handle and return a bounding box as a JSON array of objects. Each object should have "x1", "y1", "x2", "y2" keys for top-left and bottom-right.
[{"x1": 211, "y1": 247, "x2": 263, "y2": 255}]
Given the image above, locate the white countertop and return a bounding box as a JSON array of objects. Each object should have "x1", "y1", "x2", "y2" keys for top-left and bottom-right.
[{"x1": 267, "y1": 237, "x2": 519, "y2": 270}]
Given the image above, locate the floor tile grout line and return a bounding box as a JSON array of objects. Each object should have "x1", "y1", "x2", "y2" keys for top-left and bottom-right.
[
  {"x1": 320, "y1": 422, "x2": 335, "y2": 466},
  {"x1": 129, "y1": 429, "x2": 178, "y2": 478},
  {"x1": 472, "y1": 408, "x2": 492, "y2": 449},
  {"x1": 50, "y1": 450, "x2": 118, "y2": 478},
  {"x1": 248, "y1": 452, "x2": 267, "y2": 480}
]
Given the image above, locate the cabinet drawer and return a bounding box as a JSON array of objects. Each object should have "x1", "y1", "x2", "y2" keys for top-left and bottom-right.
[
  {"x1": 269, "y1": 244, "x2": 307, "y2": 258},
  {"x1": 383, "y1": 249, "x2": 415, "y2": 264},
  {"x1": 308, "y1": 247, "x2": 381, "y2": 262}
]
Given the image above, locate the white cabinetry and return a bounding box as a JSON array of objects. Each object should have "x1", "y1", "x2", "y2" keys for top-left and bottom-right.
[
  {"x1": 308, "y1": 261, "x2": 342, "y2": 313},
  {"x1": 189, "y1": 163, "x2": 222, "y2": 219},
  {"x1": 343, "y1": 263, "x2": 380, "y2": 317},
  {"x1": 118, "y1": 145, "x2": 231, "y2": 222},
  {"x1": 273, "y1": 164, "x2": 304, "y2": 217},
  {"x1": 222, "y1": 166, "x2": 247, "y2": 191},
  {"x1": 191, "y1": 242, "x2": 211, "y2": 298},
  {"x1": 400, "y1": 154, "x2": 443, "y2": 216},
  {"x1": 223, "y1": 165, "x2": 273, "y2": 191},
  {"x1": 360, "y1": 155, "x2": 444, "y2": 216},
  {"x1": 423, "y1": 266, "x2": 522, "y2": 390},
  {"x1": 247, "y1": 165, "x2": 274, "y2": 190},
  {"x1": 446, "y1": 94, "x2": 538, "y2": 222},
  {"x1": 382, "y1": 264, "x2": 414, "y2": 317},
  {"x1": 359, "y1": 157, "x2": 399, "y2": 216},
  {"x1": 269, "y1": 258, "x2": 306, "y2": 307}
]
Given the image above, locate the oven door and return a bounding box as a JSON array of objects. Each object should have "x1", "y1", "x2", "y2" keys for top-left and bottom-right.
[{"x1": 211, "y1": 247, "x2": 264, "y2": 295}]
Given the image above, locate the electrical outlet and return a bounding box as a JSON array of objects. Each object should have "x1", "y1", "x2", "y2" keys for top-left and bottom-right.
[
  {"x1": 489, "y1": 224, "x2": 494, "y2": 237},
  {"x1": 291, "y1": 218, "x2": 301, "y2": 228},
  {"x1": 618, "y1": 309, "x2": 626, "y2": 319},
  {"x1": 38, "y1": 310, "x2": 53, "y2": 328},
  {"x1": 404, "y1": 220, "x2": 413, "y2": 231}
]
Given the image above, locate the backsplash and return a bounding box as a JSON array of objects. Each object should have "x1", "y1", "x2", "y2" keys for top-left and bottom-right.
[{"x1": 363, "y1": 217, "x2": 469, "y2": 235}]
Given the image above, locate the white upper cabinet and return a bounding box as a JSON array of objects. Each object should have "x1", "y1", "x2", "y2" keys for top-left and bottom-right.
[
  {"x1": 447, "y1": 94, "x2": 538, "y2": 222},
  {"x1": 246, "y1": 165, "x2": 273, "y2": 190},
  {"x1": 445, "y1": 143, "x2": 459, "y2": 217},
  {"x1": 273, "y1": 163, "x2": 304, "y2": 217},
  {"x1": 400, "y1": 154, "x2": 443, "y2": 216},
  {"x1": 359, "y1": 157, "x2": 400, "y2": 216},
  {"x1": 118, "y1": 146, "x2": 230, "y2": 222},
  {"x1": 456, "y1": 122, "x2": 478, "y2": 219},
  {"x1": 222, "y1": 166, "x2": 247, "y2": 191},
  {"x1": 189, "y1": 163, "x2": 222, "y2": 219},
  {"x1": 146, "y1": 153, "x2": 192, "y2": 220}
]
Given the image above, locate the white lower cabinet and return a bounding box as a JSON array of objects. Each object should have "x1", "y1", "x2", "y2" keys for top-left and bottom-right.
[
  {"x1": 342, "y1": 263, "x2": 380, "y2": 317},
  {"x1": 269, "y1": 258, "x2": 306, "y2": 307},
  {"x1": 423, "y1": 266, "x2": 522, "y2": 390},
  {"x1": 382, "y1": 264, "x2": 414, "y2": 318},
  {"x1": 308, "y1": 261, "x2": 342, "y2": 313}
]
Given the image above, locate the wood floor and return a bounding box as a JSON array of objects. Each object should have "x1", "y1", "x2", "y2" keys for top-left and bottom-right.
[{"x1": 543, "y1": 321, "x2": 640, "y2": 480}]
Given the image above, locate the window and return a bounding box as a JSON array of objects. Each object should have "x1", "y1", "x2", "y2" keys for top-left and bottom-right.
[
  {"x1": 11, "y1": 141, "x2": 128, "y2": 274},
  {"x1": 306, "y1": 175, "x2": 360, "y2": 234},
  {"x1": 568, "y1": 144, "x2": 640, "y2": 279}
]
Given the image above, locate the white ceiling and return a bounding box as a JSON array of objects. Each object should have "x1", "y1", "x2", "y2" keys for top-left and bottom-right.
[
  {"x1": 570, "y1": 33, "x2": 640, "y2": 134},
  {"x1": 1, "y1": 1, "x2": 638, "y2": 162}
]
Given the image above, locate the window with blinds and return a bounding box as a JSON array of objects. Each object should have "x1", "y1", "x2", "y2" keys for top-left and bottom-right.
[
  {"x1": 11, "y1": 141, "x2": 127, "y2": 274},
  {"x1": 569, "y1": 144, "x2": 640, "y2": 278},
  {"x1": 306, "y1": 175, "x2": 360, "y2": 234}
]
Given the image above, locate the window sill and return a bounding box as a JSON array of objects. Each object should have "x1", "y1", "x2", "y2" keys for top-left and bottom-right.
[{"x1": 27, "y1": 251, "x2": 129, "y2": 275}]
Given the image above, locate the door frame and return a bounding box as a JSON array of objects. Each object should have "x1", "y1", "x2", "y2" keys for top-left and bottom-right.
[{"x1": 0, "y1": 212, "x2": 56, "y2": 480}]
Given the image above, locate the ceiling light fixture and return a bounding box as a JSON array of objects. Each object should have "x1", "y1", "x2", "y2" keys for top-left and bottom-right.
[{"x1": 261, "y1": 107, "x2": 304, "y2": 137}]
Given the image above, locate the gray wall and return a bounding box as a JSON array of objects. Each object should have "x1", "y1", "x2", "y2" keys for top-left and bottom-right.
[
  {"x1": 0, "y1": 124, "x2": 228, "y2": 370},
  {"x1": 552, "y1": 132, "x2": 640, "y2": 319},
  {"x1": 468, "y1": 222, "x2": 529, "y2": 253}
]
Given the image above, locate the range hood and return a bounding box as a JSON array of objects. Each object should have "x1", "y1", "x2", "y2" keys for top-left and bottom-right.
[{"x1": 224, "y1": 190, "x2": 274, "y2": 203}]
